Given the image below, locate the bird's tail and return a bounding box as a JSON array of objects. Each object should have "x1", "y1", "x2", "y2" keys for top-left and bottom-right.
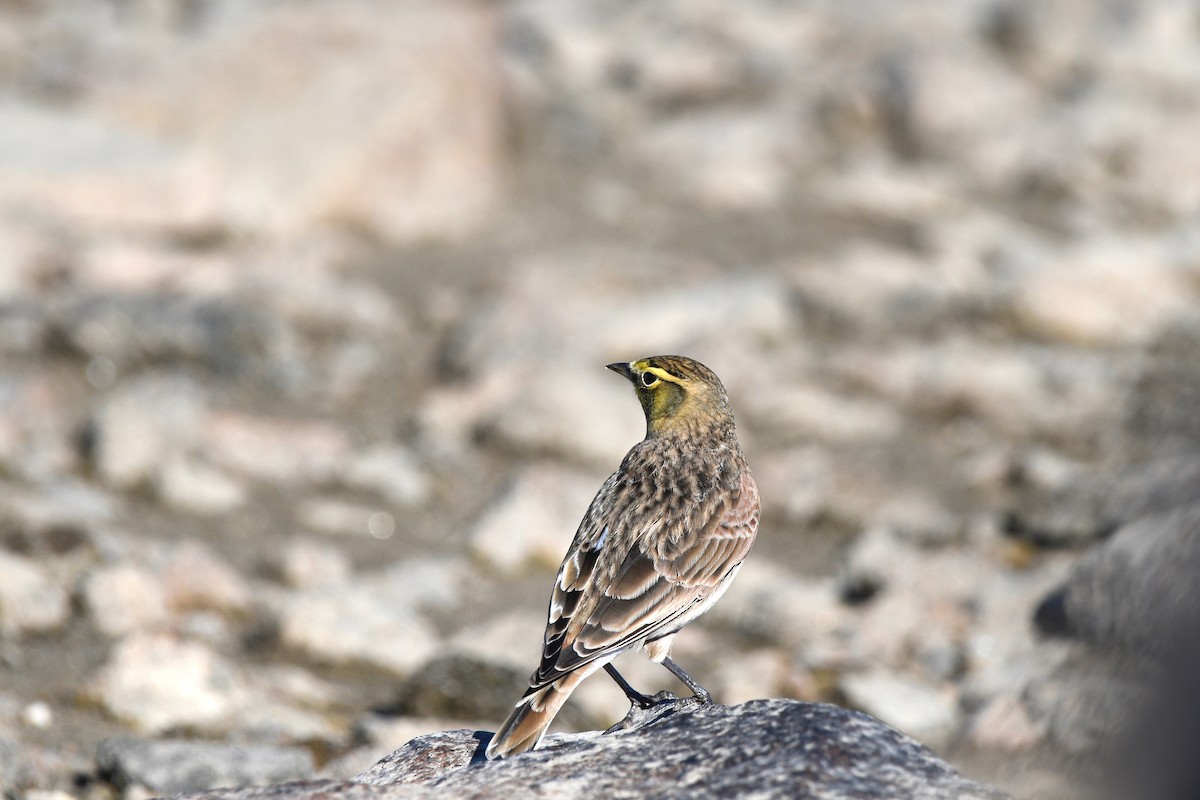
[{"x1": 486, "y1": 669, "x2": 589, "y2": 760}]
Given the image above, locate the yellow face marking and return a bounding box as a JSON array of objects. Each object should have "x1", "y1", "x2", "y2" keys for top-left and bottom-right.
[{"x1": 634, "y1": 363, "x2": 685, "y2": 388}]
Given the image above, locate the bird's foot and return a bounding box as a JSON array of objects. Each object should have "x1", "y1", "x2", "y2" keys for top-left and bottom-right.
[{"x1": 605, "y1": 690, "x2": 707, "y2": 735}]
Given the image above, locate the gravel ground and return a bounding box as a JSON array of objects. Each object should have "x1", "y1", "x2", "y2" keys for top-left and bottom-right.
[{"x1": 2, "y1": 2, "x2": 1199, "y2": 799}]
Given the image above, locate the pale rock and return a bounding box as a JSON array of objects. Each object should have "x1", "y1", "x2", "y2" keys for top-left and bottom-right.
[
  {"x1": 745, "y1": 383, "x2": 901, "y2": 444},
  {"x1": 0, "y1": 477, "x2": 117, "y2": 536},
  {"x1": 872, "y1": 495, "x2": 962, "y2": 547},
  {"x1": 277, "y1": 582, "x2": 438, "y2": 676},
  {"x1": 836, "y1": 338, "x2": 1112, "y2": 435},
  {"x1": 483, "y1": 363, "x2": 638, "y2": 467},
  {"x1": 840, "y1": 669, "x2": 960, "y2": 749},
  {"x1": 75, "y1": 240, "x2": 238, "y2": 296},
  {"x1": 708, "y1": 648, "x2": 809, "y2": 706},
  {"x1": 232, "y1": 702, "x2": 342, "y2": 745},
  {"x1": 82, "y1": 563, "x2": 170, "y2": 637},
  {"x1": 96, "y1": 738, "x2": 314, "y2": 795},
  {"x1": 158, "y1": 455, "x2": 247, "y2": 515},
  {"x1": 635, "y1": 110, "x2": 805, "y2": 210},
  {"x1": 969, "y1": 693, "x2": 1045, "y2": 752},
  {"x1": 0, "y1": 102, "x2": 224, "y2": 235},
  {"x1": 1010, "y1": 237, "x2": 1198, "y2": 346},
  {"x1": 711, "y1": 560, "x2": 847, "y2": 651},
  {"x1": 375, "y1": 557, "x2": 469, "y2": 615},
  {"x1": 91, "y1": 633, "x2": 248, "y2": 734},
  {"x1": 201, "y1": 412, "x2": 350, "y2": 485},
  {"x1": 101, "y1": 1, "x2": 503, "y2": 241},
  {"x1": 897, "y1": 45, "x2": 1039, "y2": 157},
  {"x1": 0, "y1": 219, "x2": 57, "y2": 300},
  {"x1": 279, "y1": 539, "x2": 352, "y2": 589},
  {"x1": 448, "y1": 611, "x2": 545, "y2": 672},
  {"x1": 467, "y1": 464, "x2": 598, "y2": 572},
  {"x1": 298, "y1": 499, "x2": 396, "y2": 540},
  {"x1": 444, "y1": 261, "x2": 793, "y2": 383},
  {"x1": 791, "y1": 242, "x2": 986, "y2": 333},
  {"x1": 0, "y1": 550, "x2": 69, "y2": 634},
  {"x1": 343, "y1": 446, "x2": 431, "y2": 507},
  {"x1": 814, "y1": 162, "x2": 965, "y2": 222},
  {"x1": 749, "y1": 447, "x2": 836, "y2": 524},
  {"x1": 158, "y1": 541, "x2": 252, "y2": 615},
  {"x1": 0, "y1": 376, "x2": 81, "y2": 480},
  {"x1": 88, "y1": 373, "x2": 207, "y2": 489}
]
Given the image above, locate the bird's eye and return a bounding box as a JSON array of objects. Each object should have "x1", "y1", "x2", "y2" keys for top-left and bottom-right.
[{"x1": 640, "y1": 371, "x2": 658, "y2": 388}]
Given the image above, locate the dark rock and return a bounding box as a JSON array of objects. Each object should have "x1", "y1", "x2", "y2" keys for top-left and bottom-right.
[
  {"x1": 1033, "y1": 502, "x2": 1200, "y2": 651},
  {"x1": 387, "y1": 654, "x2": 531, "y2": 724},
  {"x1": 51, "y1": 293, "x2": 301, "y2": 385},
  {"x1": 1006, "y1": 455, "x2": 1200, "y2": 548},
  {"x1": 170, "y1": 700, "x2": 1009, "y2": 800},
  {"x1": 98, "y1": 738, "x2": 314, "y2": 794}
]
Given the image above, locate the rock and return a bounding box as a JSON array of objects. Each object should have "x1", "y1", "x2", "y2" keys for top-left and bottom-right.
[
  {"x1": 98, "y1": 738, "x2": 314, "y2": 794},
  {"x1": 1033, "y1": 503, "x2": 1200, "y2": 651},
  {"x1": 447, "y1": 611, "x2": 546, "y2": 672},
  {"x1": 57, "y1": 295, "x2": 300, "y2": 381},
  {"x1": 201, "y1": 413, "x2": 351, "y2": 485},
  {"x1": 90, "y1": 633, "x2": 249, "y2": 734},
  {"x1": 840, "y1": 670, "x2": 960, "y2": 750},
  {"x1": 441, "y1": 263, "x2": 792, "y2": 389},
  {"x1": 709, "y1": 561, "x2": 847, "y2": 652},
  {"x1": 0, "y1": 549, "x2": 69, "y2": 634},
  {"x1": 75, "y1": 240, "x2": 239, "y2": 296},
  {"x1": 1126, "y1": 318, "x2": 1200, "y2": 454},
  {"x1": 969, "y1": 694, "x2": 1044, "y2": 752},
  {"x1": 0, "y1": 102, "x2": 223, "y2": 236},
  {"x1": 835, "y1": 338, "x2": 1112, "y2": 436},
  {"x1": 85, "y1": 372, "x2": 207, "y2": 489},
  {"x1": 158, "y1": 541, "x2": 253, "y2": 615},
  {"x1": 389, "y1": 654, "x2": 527, "y2": 723},
  {"x1": 744, "y1": 382, "x2": 901, "y2": 444},
  {"x1": 872, "y1": 495, "x2": 962, "y2": 547},
  {"x1": 348, "y1": 700, "x2": 1006, "y2": 799},
  {"x1": 278, "y1": 540, "x2": 353, "y2": 590},
  {"x1": 277, "y1": 578, "x2": 439, "y2": 675},
  {"x1": 634, "y1": 110, "x2": 804, "y2": 210},
  {"x1": 790, "y1": 240, "x2": 984, "y2": 336},
  {"x1": 1008, "y1": 237, "x2": 1198, "y2": 346},
  {"x1": 467, "y1": 464, "x2": 598, "y2": 572},
  {"x1": 82, "y1": 563, "x2": 170, "y2": 637},
  {"x1": 481, "y1": 363, "x2": 638, "y2": 467},
  {"x1": 298, "y1": 499, "x2": 396, "y2": 540},
  {"x1": 159, "y1": 456, "x2": 248, "y2": 515},
  {"x1": 342, "y1": 446, "x2": 431, "y2": 507},
  {"x1": 101, "y1": 1, "x2": 503, "y2": 242}
]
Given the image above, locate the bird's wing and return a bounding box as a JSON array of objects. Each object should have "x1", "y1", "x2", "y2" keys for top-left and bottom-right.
[{"x1": 526, "y1": 469, "x2": 759, "y2": 693}]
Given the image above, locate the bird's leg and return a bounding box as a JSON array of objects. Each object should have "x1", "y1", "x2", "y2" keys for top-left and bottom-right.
[
  {"x1": 662, "y1": 656, "x2": 713, "y2": 705},
  {"x1": 603, "y1": 664, "x2": 658, "y2": 709}
]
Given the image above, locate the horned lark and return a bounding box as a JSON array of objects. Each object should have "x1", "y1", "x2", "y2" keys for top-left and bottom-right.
[{"x1": 486, "y1": 355, "x2": 760, "y2": 759}]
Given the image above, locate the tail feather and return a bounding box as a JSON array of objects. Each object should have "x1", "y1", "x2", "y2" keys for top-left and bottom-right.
[{"x1": 486, "y1": 669, "x2": 589, "y2": 759}]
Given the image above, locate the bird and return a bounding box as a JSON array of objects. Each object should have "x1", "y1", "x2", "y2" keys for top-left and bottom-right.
[{"x1": 486, "y1": 355, "x2": 760, "y2": 760}]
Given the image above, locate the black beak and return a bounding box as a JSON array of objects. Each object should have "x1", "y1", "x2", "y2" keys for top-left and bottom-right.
[{"x1": 606, "y1": 362, "x2": 636, "y2": 382}]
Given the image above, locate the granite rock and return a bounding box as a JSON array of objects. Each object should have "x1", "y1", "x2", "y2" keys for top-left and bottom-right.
[{"x1": 169, "y1": 700, "x2": 1009, "y2": 800}]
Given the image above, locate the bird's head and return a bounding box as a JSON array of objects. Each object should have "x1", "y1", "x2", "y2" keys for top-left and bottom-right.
[{"x1": 606, "y1": 355, "x2": 733, "y2": 438}]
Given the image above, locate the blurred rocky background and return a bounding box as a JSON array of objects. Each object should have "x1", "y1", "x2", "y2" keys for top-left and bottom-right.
[{"x1": 1, "y1": 1, "x2": 1199, "y2": 799}]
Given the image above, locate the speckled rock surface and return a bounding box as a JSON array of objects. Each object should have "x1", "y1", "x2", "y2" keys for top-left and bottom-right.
[{"x1": 173, "y1": 700, "x2": 1009, "y2": 800}]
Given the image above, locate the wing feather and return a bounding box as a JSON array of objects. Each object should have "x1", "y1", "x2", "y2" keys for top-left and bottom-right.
[{"x1": 528, "y1": 469, "x2": 759, "y2": 689}]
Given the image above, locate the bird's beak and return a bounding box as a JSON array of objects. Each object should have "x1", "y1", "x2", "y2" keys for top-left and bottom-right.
[{"x1": 606, "y1": 362, "x2": 636, "y2": 382}]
